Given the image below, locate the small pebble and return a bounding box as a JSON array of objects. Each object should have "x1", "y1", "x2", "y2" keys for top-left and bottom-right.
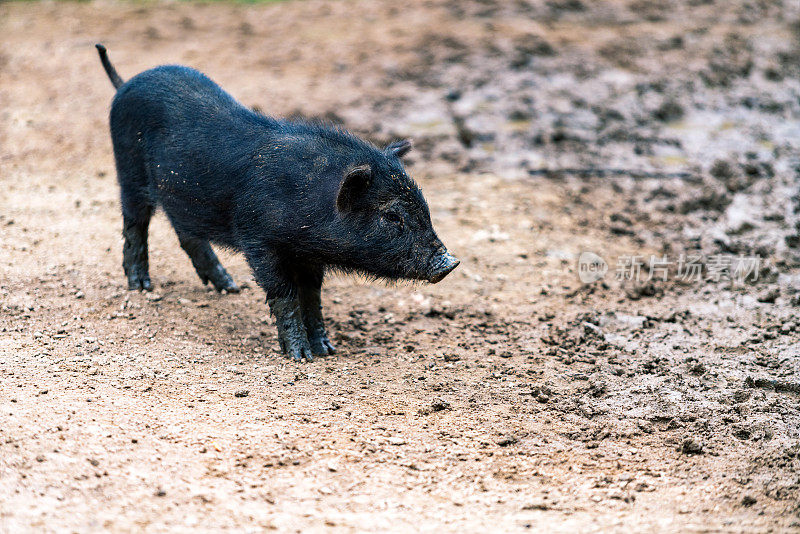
[
  {"x1": 681, "y1": 438, "x2": 703, "y2": 455},
  {"x1": 741, "y1": 495, "x2": 757, "y2": 507}
]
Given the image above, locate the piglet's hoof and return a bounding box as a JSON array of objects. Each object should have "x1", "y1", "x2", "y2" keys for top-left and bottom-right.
[
  {"x1": 309, "y1": 335, "x2": 336, "y2": 357},
  {"x1": 213, "y1": 279, "x2": 240, "y2": 294},
  {"x1": 279, "y1": 338, "x2": 314, "y2": 362},
  {"x1": 126, "y1": 271, "x2": 152, "y2": 291},
  {"x1": 202, "y1": 266, "x2": 240, "y2": 294}
]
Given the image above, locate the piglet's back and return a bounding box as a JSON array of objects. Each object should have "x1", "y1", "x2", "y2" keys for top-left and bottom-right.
[
  {"x1": 111, "y1": 66, "x2": 248, "y2": 127},
  {"x1": 109, "y1": 66, "x2": 273, "y2": 198}
]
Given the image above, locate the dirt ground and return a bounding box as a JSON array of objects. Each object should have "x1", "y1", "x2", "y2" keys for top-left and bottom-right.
[{"x1": 2, "y1": 0, "x2": 800, "y2": 531}]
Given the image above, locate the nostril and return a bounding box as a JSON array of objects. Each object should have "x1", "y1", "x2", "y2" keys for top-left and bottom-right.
[
  {"x1": 427, "y1": 252, "x2": 459, "y2": 283},
  {"x1": 442, "y1": 254, "x2": 459, "y2": 272}
]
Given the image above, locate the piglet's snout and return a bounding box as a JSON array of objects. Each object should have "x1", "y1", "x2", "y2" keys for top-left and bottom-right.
[{"x1": 427, "y1": 251, "x2": 460, "y2": 283}]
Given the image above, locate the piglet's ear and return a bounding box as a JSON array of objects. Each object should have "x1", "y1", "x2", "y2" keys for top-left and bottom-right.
[
  {"x1": 385, "y1": 139, "x2": 412, "y2": 158},
  {"x1": 337, "y1": 164, "x2": 372, "y2": 212}
]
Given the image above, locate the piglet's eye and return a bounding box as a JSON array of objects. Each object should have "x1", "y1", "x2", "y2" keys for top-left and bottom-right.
[{"x1": 384, "y1": 212, "x2": 404, "y2": 228}]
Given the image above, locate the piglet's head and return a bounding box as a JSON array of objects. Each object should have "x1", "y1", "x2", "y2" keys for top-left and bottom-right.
[{"x1": 335, "y1": 139, "x2": 459, "y2": 283}]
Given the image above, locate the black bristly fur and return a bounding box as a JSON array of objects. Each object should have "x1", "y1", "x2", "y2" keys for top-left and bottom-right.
[{"x1": 96, "y1": 44, "x2": 458, "y2": 362}]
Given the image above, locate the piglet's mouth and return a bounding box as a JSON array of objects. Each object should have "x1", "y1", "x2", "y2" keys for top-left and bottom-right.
[{"x1": 427, "y1": 252, "x2": 460, "y2": 283}]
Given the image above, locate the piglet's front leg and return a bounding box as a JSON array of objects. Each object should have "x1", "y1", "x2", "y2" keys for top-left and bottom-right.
[
  {"x1": 267, "y1": 297, "x2": 314, "y2": 362},
  {"x1": 299, "y1": 286, "x2": 336, "y2": 357}
]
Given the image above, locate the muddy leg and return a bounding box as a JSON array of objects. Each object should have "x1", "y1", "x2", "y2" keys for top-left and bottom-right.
[
  {"x1": 298, "y1": 282, "x2": 335, "y2": 357},
  {"x1": 246, "y1": 249, "x2": 313, "y2": 361},
  {"x1": 268, "y1": 296, "x2": 314, "y2": 362},
  {"x1": 122, "y1": 207, "x2": 153, "y2": 291},
  {"x1": 116, "y1": 138, "x2": 154, "y2": 291},
  {"x1": 178, "y1": 235, "x2": 239, "y2": 293}
]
